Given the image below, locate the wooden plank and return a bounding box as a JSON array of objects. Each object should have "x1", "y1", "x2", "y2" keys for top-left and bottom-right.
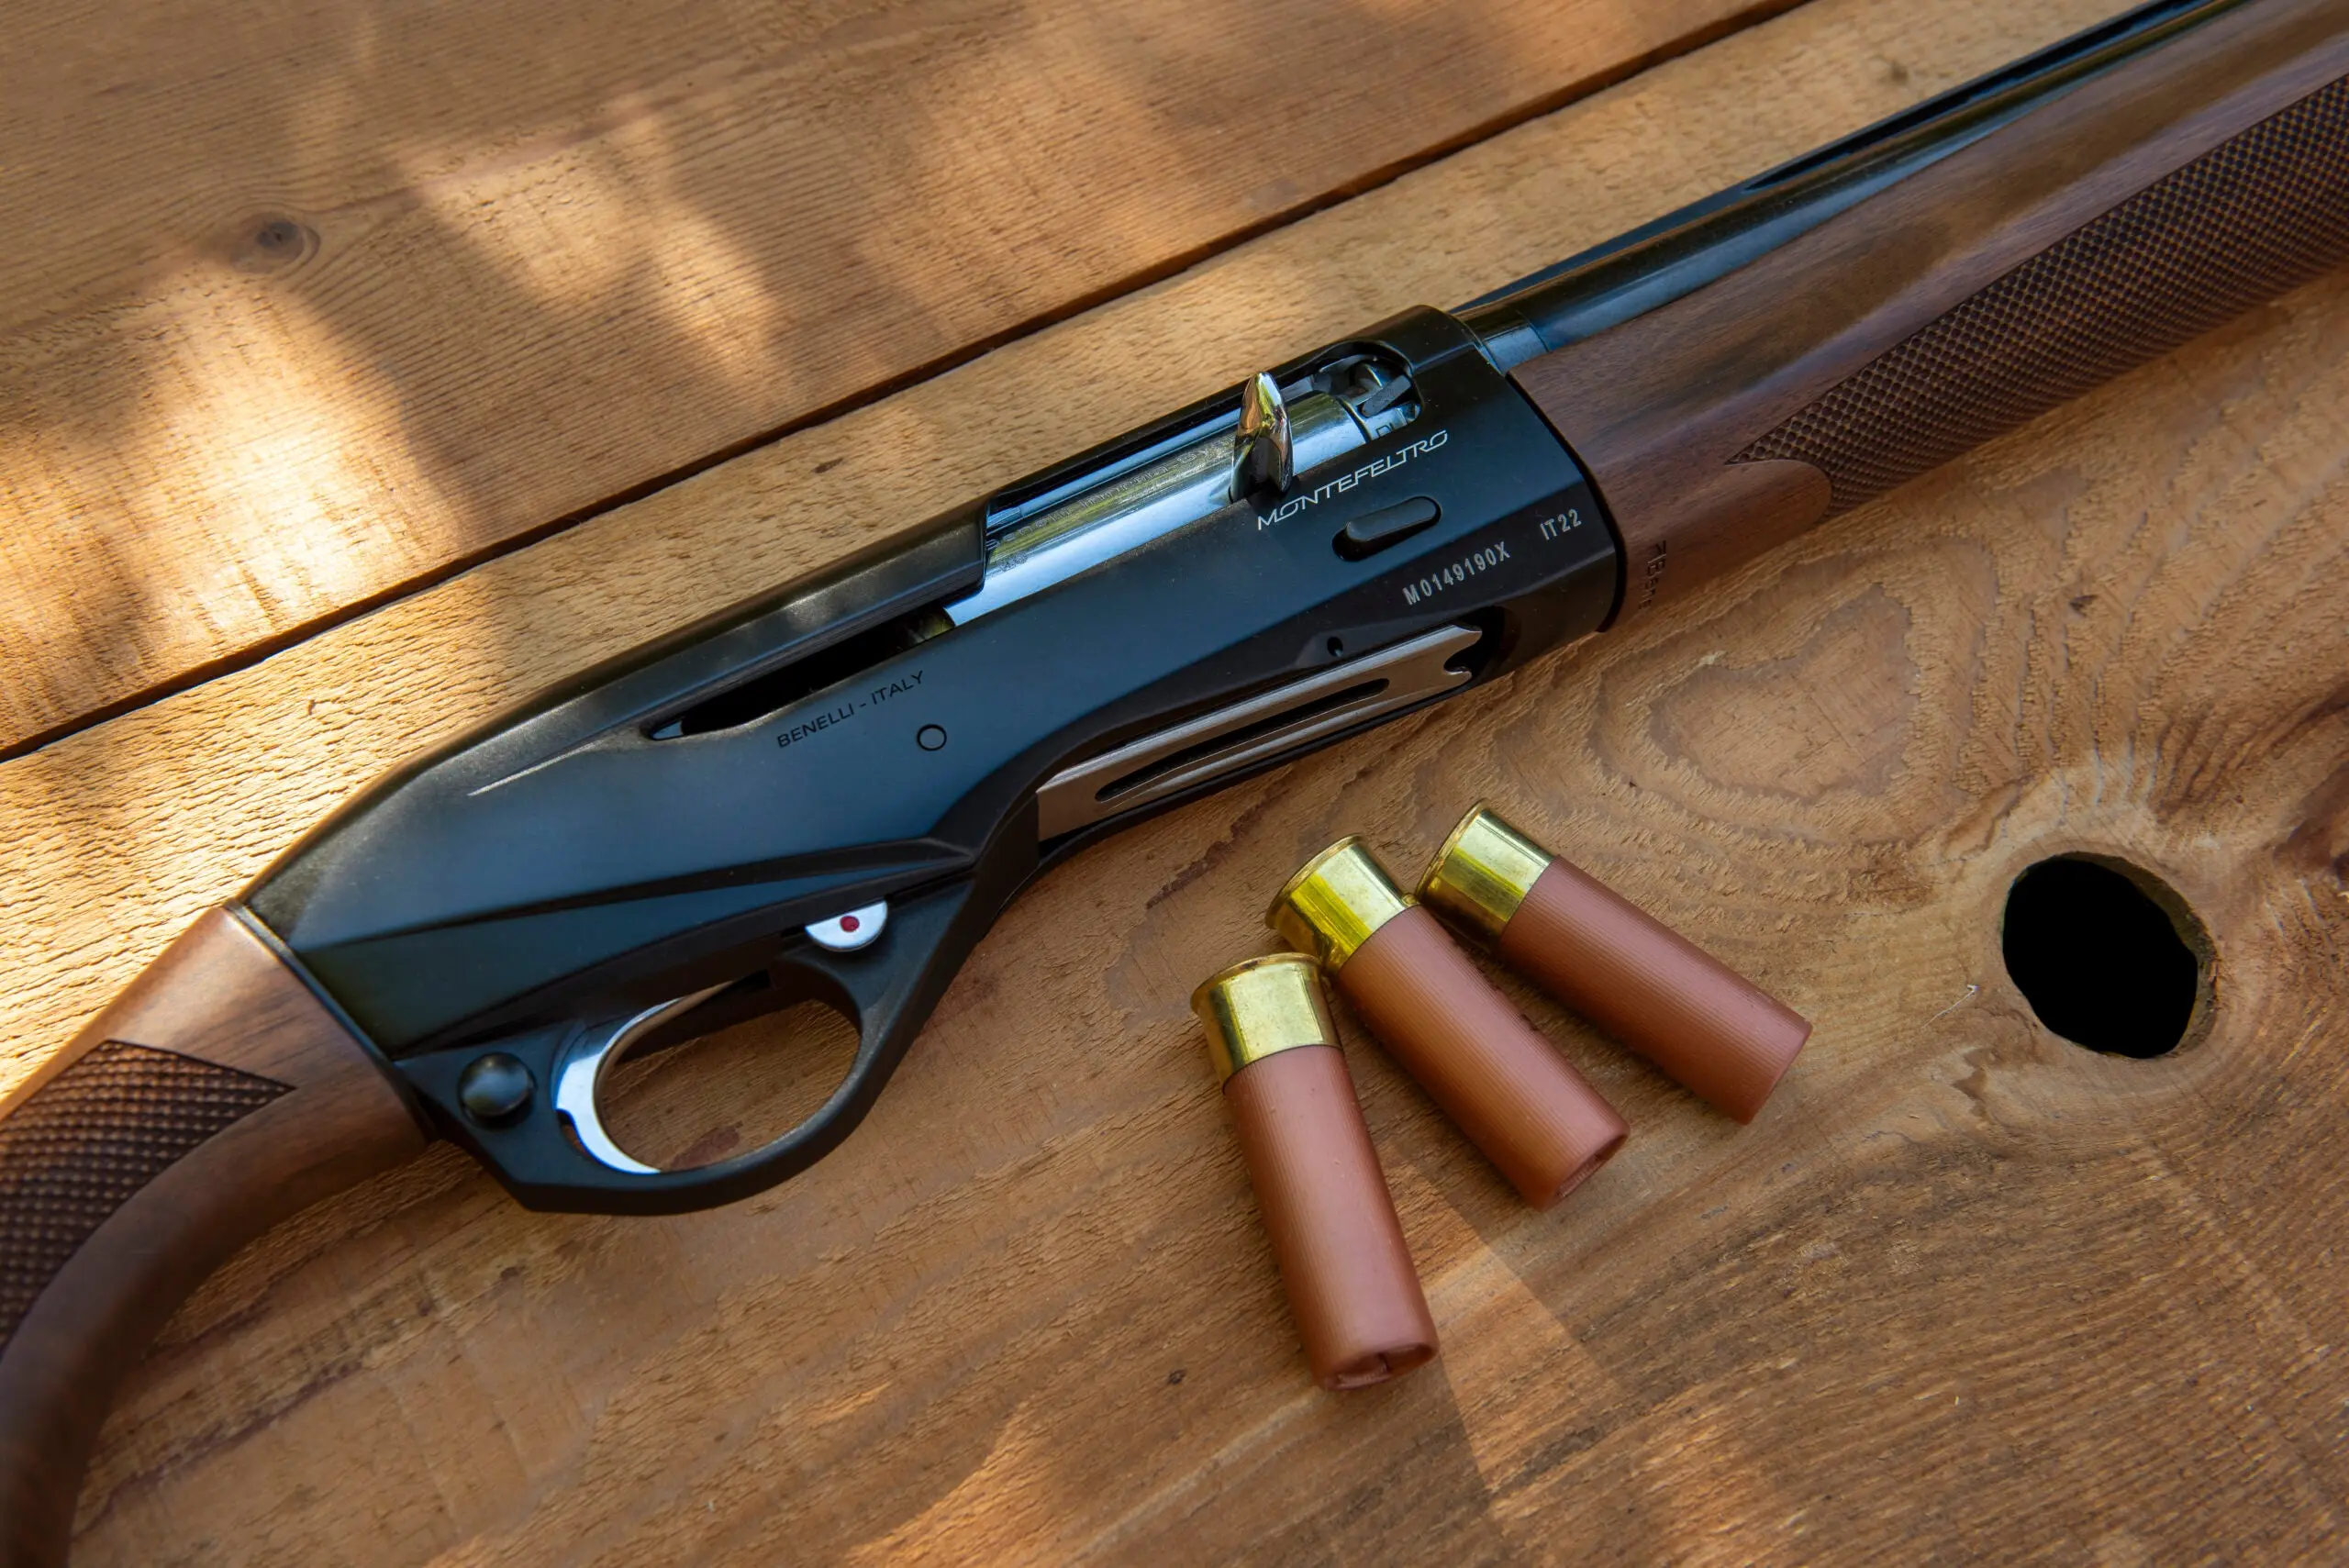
[
  {"x1": 0, "y1": 0, "x2": 1787, "y2": 758},
  {"x1": 11, "y1": 0, "x2": 2349, "y2": 1560}
]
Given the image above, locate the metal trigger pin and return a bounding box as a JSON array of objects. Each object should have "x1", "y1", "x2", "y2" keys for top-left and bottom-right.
[
  {"x1": 1230, "y1": 371, "x2": 1293, "y2": 500},
  {"x1": 807, "y1": 900, "x2": 888, "y2": 951}
]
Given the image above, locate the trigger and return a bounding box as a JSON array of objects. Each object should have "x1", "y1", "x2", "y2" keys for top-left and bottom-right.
[{"x1": 551, "y1": 986, "x2": 728, "y2": 1175}]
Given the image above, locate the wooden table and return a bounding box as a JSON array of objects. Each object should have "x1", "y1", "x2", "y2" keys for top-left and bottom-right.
[{"x1": 6, "y1": 0, "x2": 2347, "y2": 1560}]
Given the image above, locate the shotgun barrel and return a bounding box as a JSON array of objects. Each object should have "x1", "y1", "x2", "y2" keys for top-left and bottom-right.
[{"x1": 6, "y1": 3, "x2": 2346, "y2": 1559}]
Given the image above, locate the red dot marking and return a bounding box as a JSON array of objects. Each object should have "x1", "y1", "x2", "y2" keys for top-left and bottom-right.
[{"x1": 839, "y1": 915, "x2": 860, "y2": 933}]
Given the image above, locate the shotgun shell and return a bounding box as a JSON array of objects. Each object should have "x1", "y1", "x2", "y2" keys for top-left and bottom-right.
[
  {"x1": 1268, "y1": 839, "x2": 1627, "y2": 1208},
  {"x1": 1418, "y1": 804, "x2": 1811, "y2": 1122},
  {"x1": 1193, "y1": 954, "x2": 1437, "y2": 1390}
]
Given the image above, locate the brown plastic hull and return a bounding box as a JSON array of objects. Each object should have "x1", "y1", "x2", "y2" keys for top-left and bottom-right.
[
  {"x1": 1497, "y1": 862, "x2": 1810, "y2": 1122},
  {"x1": 1222, "y1": 1043, "x2": 1437, "y2": 1389},
  {"x1": 1338, "y1": 906, "x2": 1625, "y2": 1208}
]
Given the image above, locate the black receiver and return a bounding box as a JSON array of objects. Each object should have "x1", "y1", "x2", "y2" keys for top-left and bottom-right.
[
  {"x1": 239, "y1": 0, "x2": 2284, "y2": 1214},
  {"x1": 245, "y1": 306, "x2": 1618, "y2": 1210}
]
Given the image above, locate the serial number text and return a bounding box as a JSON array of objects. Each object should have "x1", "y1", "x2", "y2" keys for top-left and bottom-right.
[{"x1": 1401, "y1": 541, "x2": 1511, "y2": 606}]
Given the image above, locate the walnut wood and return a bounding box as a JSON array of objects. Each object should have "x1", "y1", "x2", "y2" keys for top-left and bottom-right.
[
  {"x1": 17, "y1": 1, "x2": 2349, "y2": 1560},
  {"x1": 0, "y1": 908, "x2": 427, "y2": 1568},
  {"x1": 1513, "y1": 0, "x2": 2349, "y2": 621}
]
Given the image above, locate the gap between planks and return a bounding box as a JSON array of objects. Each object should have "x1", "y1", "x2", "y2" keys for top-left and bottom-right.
[{"x1": 0, "y1": 0, "x2": 1811, "y2": 765}]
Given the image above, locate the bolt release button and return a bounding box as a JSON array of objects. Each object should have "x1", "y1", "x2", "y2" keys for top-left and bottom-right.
[{"x1": 1334, "y1": 496, "x2": 1439, "y2": 561}]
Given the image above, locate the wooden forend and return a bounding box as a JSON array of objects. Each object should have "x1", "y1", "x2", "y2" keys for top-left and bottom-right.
[
  {"x1": 1514, "y1": 0, "x2": 2349, "y2": 619},
  {"x1": 9, "y1": 0, "x2": 2349, "y2": 1559}
]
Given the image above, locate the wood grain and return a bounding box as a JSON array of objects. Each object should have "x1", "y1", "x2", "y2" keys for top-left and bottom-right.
[
  {"x1": 6, "y1": 0, "x2": 2347, "y2": 1561},
  {"x1": 1513, "y1": 0, "x2": 2349, "y2": 624},
  {"x1": 0, "y1": 0, "x2": 1786, "y2": 758},
  {"x1": 0, "y1": 907, "x2": 427, "y2": 1568}
]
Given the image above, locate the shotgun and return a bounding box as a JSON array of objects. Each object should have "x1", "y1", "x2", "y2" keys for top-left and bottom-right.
[{"x1": 6, "y1": 0, "x2": 2347, "y2": 1556}]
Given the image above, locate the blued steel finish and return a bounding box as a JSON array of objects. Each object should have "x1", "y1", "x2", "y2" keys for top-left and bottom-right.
[
  {"x1": 1456, "y1": 0, "x2": 2245, "y2": 366},
  {"x1": 244, "y1": 306, "x2": 1618, "y2": 1213},
  {"x1": 237, "y1": 0, "x2": 2243, "y2": 1218}
]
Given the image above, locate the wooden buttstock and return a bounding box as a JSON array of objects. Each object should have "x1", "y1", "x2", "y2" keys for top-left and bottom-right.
[
  {"x1": 0, "y1": 907, "x2": 428, "y2": 1568},
  {"x1": 1513, "y1": 0, "x2": 2349, "y2": 620}
]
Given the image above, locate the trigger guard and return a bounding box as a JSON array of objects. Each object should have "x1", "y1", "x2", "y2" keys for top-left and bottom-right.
[{"x1": 393, "y1": 873, "x2": 996, "y2": 1215}]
